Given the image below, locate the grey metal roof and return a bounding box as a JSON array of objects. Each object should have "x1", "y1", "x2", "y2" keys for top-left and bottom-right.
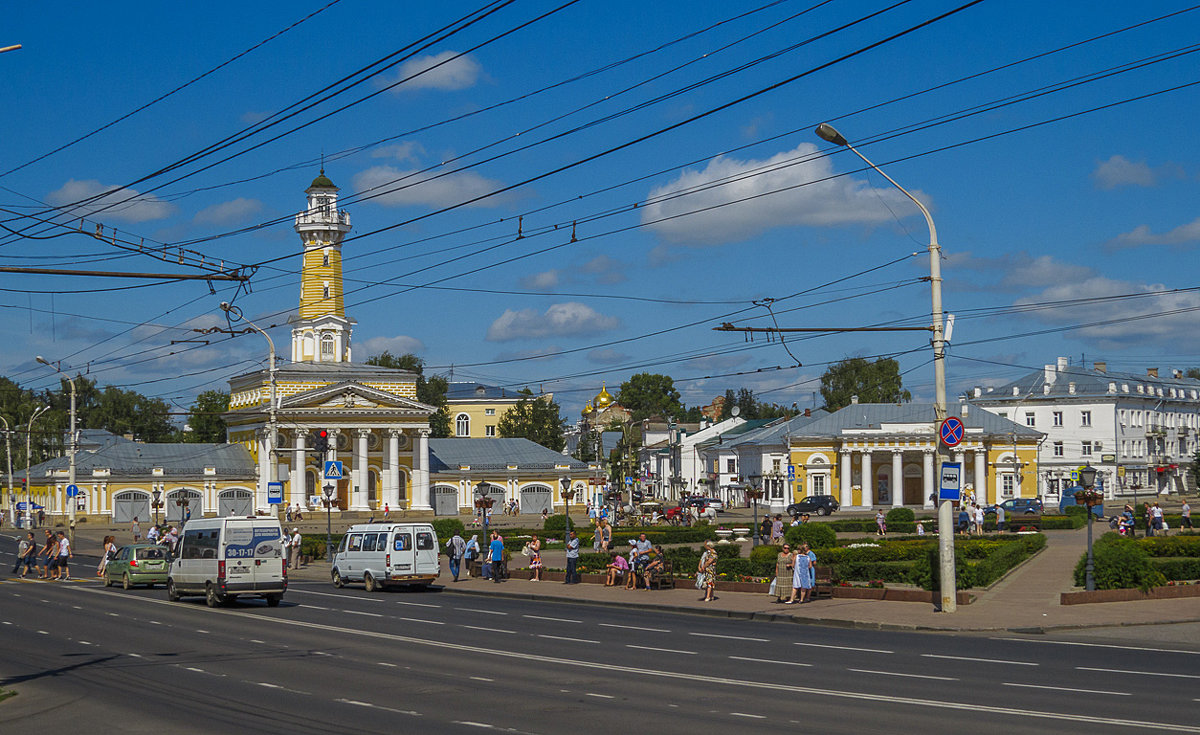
[
  {"x1": 428, "y1": 438, "x2": 586, "y2": 472},
  {"x1": 446, "y1": 383, "x2": 522, "y2": 400},
  {"x1": 695, "y1": 418, "x2": 776, "y2": 450},
  {"x1": 28, "y1": 430, "x2": 254, "y2": 478},
  {"x1": 788, "y1": 403, "x2": 1041, "y2": 439},
  {"x1": 725, "y1": 410, "x2": 830, "y2": 448},
  {"x1": 971, "y1": 363, "x2": 1200, "y2": 403}
]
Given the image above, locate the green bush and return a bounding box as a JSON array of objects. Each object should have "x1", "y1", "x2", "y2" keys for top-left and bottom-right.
[
  {"x1": 1063, "y1": 505, "x2": 1088, "y2": 518},
  {"x1": 1040, "y1": 515, "x2": 1087, "y2": 530},
  {"x1": 749, "y1": 544, "x2": 784, "y2": 565},
  {"x1": 299, "y1": 534, "x2": 342, "y2": 560},
  {"x1": 908, "y1": 545, "x2": 974, "y2": 591},
  {"x1": 1138, "y1": 535, "x2": 1200, "y2": 557},
  {"x1": 971, "y1": 536, "x2": 1045, "y2": 587},
  {"x1": 432, "y1": 518, "x2": 465, "y2": 541},
  {"x1": 833, "y1": 560, "x2": 914, "y2": 584},
  {"x1": 784, "y1": 522, "x2": 837, "y2": 549},
  {"x1": 1151, "y1": 557, "x2": 1200, "y2": 581},
  {"x1": 543, "y1": 514, "x2": 570, "y2": 533},
  {"x1": 1074, "y1": 534, "x2": 1166, "y2": 591},
  {"x1": 885, "y1": 507, "x2": 915, "y2": 524}
]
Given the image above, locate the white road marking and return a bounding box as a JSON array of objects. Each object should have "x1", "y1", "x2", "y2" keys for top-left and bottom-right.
[
  {"x1": 539, "y1": 634, "x2": 599, "y2": 644},
  {"x1": 149, "y1": 620, "x2": 162, "y2": 625},
  {"x1": 128, "y1": 653, "x2": 142, "y2": 658},
  {"x1": 691, "y1": 632, "x2": 768, "y2": 642},
  {"x1": 795, "y1": 642, "x2": 892, "y2": 654},
  {"x1": 456, "y1": 607, "x2": 507, "y2": 615},
  {"x1": 731, "y1": 713, "x2": 766, "y2": 719},
  {"x1": 107, "y1": 613, "x2": 119, "y2": 617},
  {"x1": 301, "y1": 605, "x2": 329, "y2": 611},
  {"x1": 37, "y1": 630, "x2": 48, "y2": 635},
  {"x1": 470, "y1": 676, "x2": 494, "y2": 682},
  {"x1": 78, "y1": 641, "x2": 93, "y2": 646},
  {"x1": 922, "y1": 654, "x2": 1038, "y2": 666},
  {"x1": 195, "y1": 630, "x2": 209, "y2": 634},
  {"x1": 342, "y1": 610, "x2": 383, "y2": 618},
  {"x1": 461, "y1": 625, "x2": 515, "y2": 635},
  {"x1": 0, "y1": 622, "x2": 9, "y2": 625},
  {"x1": 994, "y1": 637, "x2": 1200, "y2": 656},
  {"x1": 1003, "y1": 682, "x2": 1130, "y2": 696},
  {"x1": 586, "y1": 693, "x2": 614, "y2": 699},
  {"x1": 291, "y1": 589, "x2": 384, "y2": 603},
  {"x1": 523, "y1": 614, "x2": 581, "y2": 624},
  {"x1": 849, "y1": 669, "x2": 958, "y2": 681},
  {"x1": 72, "y1": 605, "x2": 82, "y2": 610},
  {"x1": 599, "y1": 622, "x2": 670, "y2": 632},
  {"x1": 186, "y1": 667, "x2": 206, "y2": 673},
  {"x1": 392, "y1": 600, "x2": 440, "y2": 609},
  {"x1": 731, "y1": 655, "x2": 811, "y2": 667},
  {"x1": 249, "y1": 639, "x2": 266, "y2": 644},
  {"x1": 454, "y1": 723, "x2": 495, "y2": 729},
  {"x1": 378, "y1": 662, "x2": 397, "y2": 667},
  {"x1": 400, "y1": 617, "x2": 444, "y2": 625},
  {"x1": 1077, "y1": 666, "x2": 1200, "y2": 680},
  {"x1": 627, "y1": 645, "x2": 696, "y2": 655},
  {"x1": 258, "y1": 682, "x2": 282, "y2": 689},
  {"x1": 69, "y1": 586, "x2": 1200, "y2": 733}
]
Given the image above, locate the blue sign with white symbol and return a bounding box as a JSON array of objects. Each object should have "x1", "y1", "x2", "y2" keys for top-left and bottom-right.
[
  {"x1": 939, "y1": 462, "x2": 962, "y2": 501},
  {"x1": 66, "y1": 484, "x2": 79, "y2": 498},
  {"x1": 787, "y1": 464, "x2": 795, "y2": 479},
  {"x1": 267, "y1": 481, "x2": 283, "y2": 504},
  {"x1": 940, "y1": 416, "x2": 965, "y2": 448},
  {"x1": 324, "y1": 460, "x2": 344, "y2": 480}
]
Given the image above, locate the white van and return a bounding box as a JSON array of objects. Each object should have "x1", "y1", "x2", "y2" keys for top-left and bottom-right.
[
  {"x1": 167, "y1": 517, "x2": 287, "y2": 607},
  {"x1": 331, "y1": 522, "x2": 440, "y2": 591}
]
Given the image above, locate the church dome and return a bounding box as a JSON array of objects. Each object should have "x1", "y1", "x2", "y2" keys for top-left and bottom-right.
[
  {"x1": 309, "y1": 169, "x2": 336, "y2": 189},
  {"x1": 593, "y1": 383, "x2": 614, "y2": 409},
  {"x1": 582, "y1": 401, "x2": 593, "y2": 417}
]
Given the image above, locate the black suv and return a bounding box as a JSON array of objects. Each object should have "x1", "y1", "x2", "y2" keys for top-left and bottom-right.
[{"x1": 786, "y1": 495, "x2": 840, "y2": 517}]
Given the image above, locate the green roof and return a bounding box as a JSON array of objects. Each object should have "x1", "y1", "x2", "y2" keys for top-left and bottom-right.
[{"x1": 309, "y1": 170, "x2": 336, "y2": 189}]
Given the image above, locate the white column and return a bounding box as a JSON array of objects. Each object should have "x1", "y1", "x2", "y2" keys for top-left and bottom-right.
[
  {"x1": 293, "y1": 430, "x2": 306, "y2": 509},
  {"x1": 256, "y1": 429, "x2": 270, "y2": 511},
  {"x1": 388, "y1": 430, "x2": 401, "y2": 509},
  {"x1": 974, "y1": 448, "x2": 988, "y2": 504},
  {"x1": 861, "y1": 451, "x2": 873, "y2": 508},
  {"x1": 954, "y1": 450, "x2": 967, "y2": 502},
  {"x1": 839, "y1": 450, "x2": 853, "y2": 509},
  {"x1": 351, "y1": 429, "x2": 370, "y2": 511},
  {"x1": 923, "y1": 449, "x2": 935, "y2": 509},
  {"x1": 412, "y1": 429, "x2": 431, "y2": 511},
  {"x1": 892, "y1": 450, "x2": 904, "y2": 507}
]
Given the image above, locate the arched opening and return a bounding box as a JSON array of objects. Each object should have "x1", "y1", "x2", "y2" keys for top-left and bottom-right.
[
  {"x1": 456, "y1": 413, "x2": 470, "y2": 437},
  {"x1": 321, "y1": 333, "x2": 334, "y2": 358}
]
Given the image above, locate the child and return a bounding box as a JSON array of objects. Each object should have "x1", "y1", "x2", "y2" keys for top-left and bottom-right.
[{"x1": 916, "y1": 521, "x2": 925, "y2": 537}]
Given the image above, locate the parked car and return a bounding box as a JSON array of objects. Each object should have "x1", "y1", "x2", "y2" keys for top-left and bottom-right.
[
  {"x1": 984, "y1": 498, "x2": 1044, "y2": 517},
  {"x1": 104, "y1": 544, "x2": 170, "y2": 590},
  {"x1": 682, "y1": 496, "x2": 724, "y2": 512},
  {"x1": 786, "y1": 495, "x2": 840, "y2": 517}
]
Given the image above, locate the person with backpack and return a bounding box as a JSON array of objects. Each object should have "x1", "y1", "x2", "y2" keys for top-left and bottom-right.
[
  {"x1": 13, "y1": 532, "x2": 36, "y2": 577},
  {"x1": 445, "y1": 531, "x2": 466, "y2": 582}
]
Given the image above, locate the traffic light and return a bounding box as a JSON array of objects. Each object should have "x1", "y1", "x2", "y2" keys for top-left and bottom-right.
[{"x1": 312, "y1": 429, "x2": 329, "y2": 454}]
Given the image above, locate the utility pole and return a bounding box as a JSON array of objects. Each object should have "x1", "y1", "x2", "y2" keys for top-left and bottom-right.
[
  {"x1": 25, "y1": 405, "x2": 49, "y2": 528},
  {"x1": 219, "y1": 303, "x2": 277, "y2": 512},
  {"x1": 37, "y1": 357, "x2": 76, "y2": 542},
  {"x1": 1, "y1": 415, "x2": 12, "y2": 525}
]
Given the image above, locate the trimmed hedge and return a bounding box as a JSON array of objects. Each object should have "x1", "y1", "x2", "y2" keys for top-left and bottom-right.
[
  {"x1": 1151, "y1": 557, "x2": 1200, "y2": 581},
  {"x1": 885, "y1": 507, "x2": 916, "y2": 524},
  {"x1": 1074, "y1": 532, "x2": 1166, "y2": 591},
  {"x1": 1138, "y1": 535, "x2": 1200, "y2": 557},
  {"x1": 972, "y1": 534, "x2": 1046, "y2": 587},
  {"x1": 784, "y1": 522, "x2": 837, "y2": 549}
]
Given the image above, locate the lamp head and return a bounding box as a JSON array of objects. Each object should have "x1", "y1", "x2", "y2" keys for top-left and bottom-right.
[
  {"x1": 35, "y1": 356, "x2": 48, "y2": 366},
  {"x1": 815, "y1": 123, "x2": 848, "y2": 147},
  {"x1": 1079, "y1": 464, "x2": 1098, "y2": 489},
  {"x1": 219, "y1": 302, "x2": 231, "y2": 312}
]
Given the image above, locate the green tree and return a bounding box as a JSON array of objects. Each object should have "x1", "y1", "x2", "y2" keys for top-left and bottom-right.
[
  {"x1": 497, "y1": 390, "x2": 566, "y2": 451},
  {"x1": 819, "y1": 356, "x2": 911, "y2": 411},
  {"x1": 616, "y1": 372, "x2": 683, "y2": 422},
  {"x1": 1185, "y1": 367, "x2": 1200, "y2": 380},
  {"x1": 365, "y1": 351, "x2": 451, "y2": 437},
  {"x1": 184, "y1": 390, "x2": 229, "y2": 442}
]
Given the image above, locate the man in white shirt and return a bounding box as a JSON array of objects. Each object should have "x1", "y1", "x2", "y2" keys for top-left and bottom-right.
[{"x1": 289, "y1": 528, "x2": 303, "y2": 570}]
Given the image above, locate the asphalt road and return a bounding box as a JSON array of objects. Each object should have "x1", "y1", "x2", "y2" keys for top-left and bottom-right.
[{"x1": 1, "y1": 535, "x2": 1198, "y2": 733}]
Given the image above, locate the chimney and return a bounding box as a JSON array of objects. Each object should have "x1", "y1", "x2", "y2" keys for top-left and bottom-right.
[
  {"x1": 1094, "y1": 361, "x2": 1106, "y2": 373},
  {"x1": 850, "y1": 395, "x2": 859, "y2": 405},
  {"x1": 973, "y1": 386, "x2": 982, "y2": 398},
  {"x1": 1044, "y1": 364, "x2": 1056, "y2": 384},
  {"x1": 1068, "y1": 382, "x2": 1076, "y2": 395},
  {"x1": 804, "y1": 408, "x2": 811, "y2": 417},
  {"x1": 1056, "y1": 356, "x2": 1069, "y2": 371},
  {"x1": 1147, "y1": 367, "x2": 1159, "y2": 378},
  {"x1": 1173, "y1": 369, "x2": 1182, "y2": 379},
  {"x1": 1012, "y1": 386, "x2": 1020, "y2": 396}
]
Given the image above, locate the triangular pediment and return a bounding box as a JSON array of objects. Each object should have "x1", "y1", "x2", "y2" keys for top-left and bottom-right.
[{"x1": 280, "y1": 381, "x2": 435, "y2": 413}]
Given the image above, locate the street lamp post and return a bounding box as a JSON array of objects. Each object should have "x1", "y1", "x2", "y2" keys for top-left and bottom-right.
[
  {"x1": 24, "y1": 405, "x2": 49, "y2": 529},
  {"x1": 560, "y1": 477, "x2": 574, "y2": 536},
  {"x1": 323, "y1": 483, "x2": 336, "y2": 562},
  {"x1": 36, "y1": 356, "x2": 77, "y2": 541},
  {"x1": 747, "y1": 485, "x2": 764, "y2": 546},
  {"x1": 219, "y1": 303, "x2": 277, "y2": 513},
  {"x1": 0, "y1": 415, "x2": 12, "y2": 527},
  {"x1": 475, "y1": 482, "x2": 495, "y2": 577},
  {"x1": 1077, "y1": 464, "x2": 1100, "y2": 592},
  {"x1": 815, "y1": 123, "x2": 955, "y2": 612},
  {"x1": 152, "y1": 489, "x2": 161, "y2": 528}
]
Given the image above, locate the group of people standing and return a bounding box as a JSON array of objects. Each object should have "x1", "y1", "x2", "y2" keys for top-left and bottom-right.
[
  {"x1": 773, "y1": 542, "x2": 817, "y2": 605},
  {"x1": 11, "y1": 529, "x2": 72, "y2": 580}
]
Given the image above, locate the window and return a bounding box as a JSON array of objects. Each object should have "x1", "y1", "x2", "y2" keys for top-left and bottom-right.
[
  {"x1": 347, "y1": 534, "x2": 363, "y2": 552},
  {"x1": 485, "y1": 408, "x2": 496, "y2": 416},
  {"x1": 1002, "y1": 475, "x2": 1015, "y2": 495},
  {"x1": 726, "y1": 459, "x2": 736, "y2": 474},
  {"x1": 416, "y1": 532, "x2": 435, "y2": 550},
  {"x1": 1053, "y1": 441, "x2": 1064, "y2": 457},
  {"x1": 321, "y1": 333, "x2": 334, "y2": 357},
  {"x1": 1081, "y1": 410, "x2": 1092, "y2": 427},
  {"x1": 456, "y1": 414, "x2": 470, "y2": 437},
  {"x1": 998, "y1": 412, "x2": 1008, "y2": 419},
  {"x1": 322, "y1": 252, "x2": 329, "y2": 267},
  {"x1": 1025, "y1": 412, "x2": 1035, "y2": 427},
  {"x1": 1048, "y1": 478, "x2": 1060, "y2": 493},
  {"x1": 362, "y1": 533, "x2": 377, "y2": 552},
  {"x1": 1052, "y1": 411, "x2": 1063, "y2": 427},
  {"x1": 1120, "y1": 410, "x2": 1127, "y2": 426},
  {"x1": 393, "y1": 533, "x2": 411, "y2": 551},
  {"x1": 812, "y1": 474, "x2": 826, "y2": 496},
  {"x1": 485, "y1": 425, "x2": 496, "y2": 437},
  {"x1": 1081, "y1": 441, "x2": 1092, "y2": 456},
  {"x1": 772, "y1": 458, "x2": 782, "y2": 472}
]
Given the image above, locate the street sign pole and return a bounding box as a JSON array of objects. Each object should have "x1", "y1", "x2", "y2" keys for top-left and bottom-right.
[{"x1": 938, "y1": 417, "x2": 965, "y2": 612}]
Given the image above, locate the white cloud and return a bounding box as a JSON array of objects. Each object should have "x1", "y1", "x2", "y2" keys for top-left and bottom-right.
[
  {"x1": 193, "y1": 197, "x2": 263, "y2": 226},
  {"x1": 519, "y1": 269, "x2": 560, "y2": 291},
  {"x1": 1090, "y1": 155, "x2": 1182, "y2": 190},
  {"x1": 639, "y1": 143, "x2": 926, "y2": 245},
  {"x1": 486, "y1": 302, "x2": 619, "y2": 342},
  {"x1": 579, "y1": 255, "x2": 626, "y2": 285},
  {"x1": 588, "y1": 348, "x2": 630, "y2": 365},
  {"x1": 1108, "y1": 217, "x2": 1200, "y2": 250},
  {"x1": 381, "y1": 51, "x2": 481, "y2": 92},
  {"x1": 947, "y1": 251, "x2": 1092, "y2": 289},
  {"x1": 359, "y1": 334, "x2": 425, "y2": 357},
  {"x1": 493, "y1": 345, "x2": 562, "y2": 362},
  {"x1": 371, "y1": 142, "x2": 424, "y2": 163},
  {"x1": 47, "y1": 179, "x2": 176, "y2": 223},
  {"x1": 353, "y1": 165, "x2": 510, "y2": 209}
]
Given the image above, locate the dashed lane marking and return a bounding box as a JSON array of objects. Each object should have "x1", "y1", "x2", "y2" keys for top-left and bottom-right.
[
  {"x1": 461, "y1": 625, "x2": 514, "y2": 635},
  {"x1": 626, "y1": 645, "x2": 696, "y2": 655},
  {"x1": 538, "y1": 634, "x2": 599, "y2": 644},
  {"x1": 922, "y1": 654, "x2": 1038, "y2": 666},
  {"x1": 1003, "y1": 683, "x2": 1129, "y2": 696},
  {"x1": 795, "y1": 642, "x2": 893, "y2": 654},
  {"x1": 399, "y1": 617, "x2": 444, "y2": 625},
  {"x1": 342, "y1": 609, "x2": 383, "y2": 618},
  {"x1": 456, "y1": 608, "x2": 507, "y2": 615},
  {"x1": 585, "y1": 693, "x2": 614, "y2": 699},
  {"x1": 470, "y1": 676, "x2": 494, "y2": 682},
  {"x1": 730, "y1": 655, "x2": 811, "y2": 667},
  {"x1": 523, "y1": 614, "x2": 581, "y2": 624},
  {"x1": 690, "y1": 632, "x2": 768, "y2": 642},
  {"x1": 849, "y1": 669, "x2": 958, "y2": 681},
  {"x1": 993, "y1": 637, "x2": 1200, "y2": 656},
  {"x1": 1077, "y1": 666, "x2": 1200, "y2": 680},
  {"x1": 598, "y1": 623, "x2": 669, "y2": 632},
  {"x1": 731, "y1": 713, "x2": 766, "y2": 719}
]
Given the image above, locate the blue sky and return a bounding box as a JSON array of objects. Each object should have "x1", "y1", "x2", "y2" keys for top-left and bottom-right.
[{"x1": 3, "y1": 1, "x2": 1199, "y2": 419}]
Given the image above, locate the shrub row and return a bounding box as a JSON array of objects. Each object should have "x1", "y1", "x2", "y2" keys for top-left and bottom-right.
[
  {"x1": 1150, "y1": 557, "x2": 1200, "y2": 581},
  {"x1": 1073, "y1": 532, "x2": 1166, "y2": 591}
]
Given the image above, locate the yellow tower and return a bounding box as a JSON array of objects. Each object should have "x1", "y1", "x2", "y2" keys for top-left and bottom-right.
[{"x1": 290, "y1": 170, "x2": 356, "y2": 363}]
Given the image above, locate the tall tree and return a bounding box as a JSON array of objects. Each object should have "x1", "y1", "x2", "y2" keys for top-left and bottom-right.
[
  {"x1": 1185, "y1": 367, "x2": 1200, "y2": 380},
  {"x1": 184, "y1": 390, "x2": 229, "y2": 443},
  {"x1": 497, "y1": 390, "x2": 566, "y2": 451},
  {"x1": 365, "y1": 351, "x2": 451, "y2": 437},
  {"x1": 819, "y1": 356, "x2": 911, "y2": 411},
  {"x1": 617, "y1": 373, "x2": 683, "y2": 422}
]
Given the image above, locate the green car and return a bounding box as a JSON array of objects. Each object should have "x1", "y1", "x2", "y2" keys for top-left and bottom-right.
[{"x1": 104, "y1": 544, "x2": 170, "y2": 589}]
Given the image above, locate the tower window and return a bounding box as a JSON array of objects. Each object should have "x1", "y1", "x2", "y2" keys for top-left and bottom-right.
[
  {"x1": 322, "y1": 252, "x2": 329, "y2": 267},
  {"x1": 321, "y1": 334, "x2": 334, "y2": 357},
  {"x1": 323, "y1": 285, "x2": 330, "y2": 300}
]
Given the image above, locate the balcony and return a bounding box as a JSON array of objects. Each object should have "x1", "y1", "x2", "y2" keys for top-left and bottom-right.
[{"x1": 295, "y1": 210, "x2": 351, "y2": 228}]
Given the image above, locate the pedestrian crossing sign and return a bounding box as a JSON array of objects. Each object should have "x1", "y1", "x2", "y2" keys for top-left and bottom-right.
[{"x1": 324, "y1": 460, "x2": 344, "y2": 480}]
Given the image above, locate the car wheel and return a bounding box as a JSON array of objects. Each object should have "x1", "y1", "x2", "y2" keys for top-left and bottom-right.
[
  {"x1": 104, "y1": 574, "x2": 113, "y2": 588},
  {"x1": 265, "y1": 594, "x2": 282, "y2": 607},
  {"x1": 332, "y1": 569, "x2": 345, "y2": 588},
  {"x1": 205, "y1": 583, "x2": 222, "y2": 608},
  {"x1": 167, "y1": 579, "x2": 180, "y2": 602},
  {"x1": 122, "y1": 573, "x2": 132, "y2": 590},
  {"x1": 816, "y1": 507, "x2": 827, "y2": 516},
  {"x1": 364, "y1": 572, "x2": 378, "y2": 593}
]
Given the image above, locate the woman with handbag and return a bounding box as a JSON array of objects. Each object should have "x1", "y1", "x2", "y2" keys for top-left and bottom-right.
[
  {"x1": 697, "y1": 541, "x2": 718, "y2": 602},
  {"x1": 772, "y1": 543, "x2": 792, "y2": 602},
  {"x1": 528, "y1": 534, "x2": 543, "y2": 582}
]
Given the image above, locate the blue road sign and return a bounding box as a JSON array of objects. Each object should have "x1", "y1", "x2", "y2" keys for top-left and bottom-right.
[
  {"x1": 324, "y1": 460, "x2": 344, "y2": 480},
  {"x1": 940, "y1": 416, "x2": 965, "y2": 448},
  {"x1": 267, "y1": 482, "x2": 284, "y2": 504},
  {"x1": 66, "y1": 483, "x2": 79, "y2": 498},
  {"x1": 939, "y1": 462, "x2": 962, "y2": 502},
  {"x1": 787, "y1": 464, "x2": 795, "y2": 479}
]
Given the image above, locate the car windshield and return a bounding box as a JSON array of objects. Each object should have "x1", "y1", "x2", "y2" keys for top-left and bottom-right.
[{"x1": 137, "y1": 547, "x2": 166, "y2": 560}]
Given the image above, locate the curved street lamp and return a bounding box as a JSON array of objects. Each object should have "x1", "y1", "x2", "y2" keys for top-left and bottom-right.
[
  {"x1": 24, "y1": 405, "x2": 50, "y2": 528},
  {"x1": 220, "y1": 302, "x2": 277, "y2": 514}
]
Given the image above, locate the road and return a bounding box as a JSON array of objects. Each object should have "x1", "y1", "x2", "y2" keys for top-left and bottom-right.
[{"x1": 1, "y1": 558, "x2": 1198, "y2": 735}]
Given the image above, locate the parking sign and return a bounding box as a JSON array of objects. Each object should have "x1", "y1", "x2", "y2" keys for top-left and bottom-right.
[{"x1": 939, "y1": 462, "x2": 962, "y2": 502}]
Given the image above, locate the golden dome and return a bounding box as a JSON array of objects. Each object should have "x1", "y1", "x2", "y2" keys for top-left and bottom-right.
[
  {"x1": 593, "y1": 382, "x2": 614, "y2": 409},
  {"x1": 582, "y1": 402, "x2": 593, "y2": 417}
]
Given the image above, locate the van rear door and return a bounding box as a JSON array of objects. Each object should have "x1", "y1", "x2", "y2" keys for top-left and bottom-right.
[
  {"x1": 224, "y1": 520, "x2": 284, "y2": 589},
  {"x1": 414, "y1": 527, "x2": 439, "y2": 578},
  {"x1": 388, "y1": 528, "x2": 415, "y2": 581}
]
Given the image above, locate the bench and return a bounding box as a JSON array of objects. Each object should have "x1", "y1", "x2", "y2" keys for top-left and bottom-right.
[
  {"x1": 813, "y1": 565, "x2": 834, "y2": 599},
  {"x1": 1003, "y1": 514, "x2": 1042, "y2": 531},
  {"x1": 645, "y1": 558, "x2": 674, "y2": 590}
]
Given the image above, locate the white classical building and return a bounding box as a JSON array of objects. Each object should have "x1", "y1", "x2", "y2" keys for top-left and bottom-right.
[
  {"x1": 639, "y1": 417, "x2": 747, "y2": 501},
  {"x1": 969, "y1": 357, "x2": 1200, "y2": 502}
]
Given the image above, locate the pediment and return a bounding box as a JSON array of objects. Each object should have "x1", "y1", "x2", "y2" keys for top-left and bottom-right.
[{"x1": 280, "y1": 381, "x2": 435, "y2": 413}]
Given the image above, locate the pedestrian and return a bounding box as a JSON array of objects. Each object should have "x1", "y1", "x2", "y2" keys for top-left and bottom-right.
[
  {"x1": 564, "y1": 530, "x2": 580, "y2": 584},
  {"x1": 1182, "y1": 500, "x2": 1193, "y2": 530},
  {"x1": 772, "y1": 543, "x2": 792, "y2": 603},
  {"x1": 39, "y1": 529, "x2": 56, "y2": 579},
  {"x1": 631, "y1": 532, "x2": 651, "y2": 583},
  {"x1": 916, "y1": 520, "x2": 925, "y2": 537},
  {"x1": 996, "y1": 504, "x2": 1006, "y2": 532},
  {"x1": 445, "y1": 531, "x2": 466, "y2": 581},
  {"x1": 785, "y1": 543, "x2": 814, "y2": 604},
  {"x1": 588, "y1": 504, "x2": 597, "y2": 526},
  {"x1": 597, "y1": 518, "x2": 612, "y2": 552},
  {"x1": 604, "y1": 552, "x2": 628, "y2": 587},
  {"x1": 770, "y1": 514, "x2": 784, "y2": 544},
  {"x1": 641, "y1": 546, "x2": 663, "y2": 590},
  {"x1": 13, "y1": 532, "x2": 36, "y2": 577},
  {"x1": 97, "y1": 535, "x2": 117, "y2": 577},
  {"x1": 875, "y1": 510, "x2": 887, "y2": 536},
  {"x1": 37, "y1": 508, "x2": 45, "y2": 528},
  {"x1": 488, "y1": 531, "x2": 505, "y2": 583},
  {"x1": 285, "y1": 505, "x2": 293, "y2": 523},
  {"x1": 759, "y1": 515, "x2": 772, "y2": 542},
  {"x1": 295, "y1": 503, "x2": 304, "y2": 522},
  {"x1": 55, "y1": 530, "x2": 72, "y2": 581},
  {"x1": 289, "y1": 528, "x2": 303, "y2": 570},
  {"x1": 1151, "y1": 503, "x2": 1165, "y2": 536},
  {"x1": 464, "y1": 534, "x2": 479, "y2": 578},
  {"x1": 130, "y1": 516, "x2": 141, "y2": 543},
  {"x1": 974, "y1": 504, "x2": 985, "y2": 535},
  {"x1": 1143, "y1": 503, "x2": 1154, "y2": 537},
  {"x1": 147, "y1": 523, "x2": 160, "y2": 544},
  {"x1": 184, "y1": 505, "x2": 192, "y2": 524},
  {"x1": 528, "y1": 534, "x2": 543, "y2": 582},
  {"x1": 697, "y1": 541, "x2": 718, "y2": 602}
]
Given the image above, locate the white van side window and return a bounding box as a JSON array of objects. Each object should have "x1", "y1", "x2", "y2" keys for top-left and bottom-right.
[
  {"x1": 362, "y1": 534, "x2": 377, "y2": 552},
  {"x1": 416, "y1": 532, "x2": 434, "y2": 550},
  {"x1": 338, "y1": 535, "x2": 350, "y2": 553},
  {"x1": 393, "y1": 533, "x2": 412, "y2": 551},
  {"x1": 348, "y1": 534, "x2": 363, "y2": 552}
]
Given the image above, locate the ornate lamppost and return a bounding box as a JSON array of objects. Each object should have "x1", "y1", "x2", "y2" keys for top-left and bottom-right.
[
  {"x1": 1075, "y1": 464, "x2": 1101, "y2": 591},
  {"x1": 323, "y1": 483, "x2": 336, "y2": 562},
  {"x1": 152, "y1": 489, "x2": 162, "y2": 528},
  {"x1": 747, "y1": 484, "x2": 765, "y2": 546}
]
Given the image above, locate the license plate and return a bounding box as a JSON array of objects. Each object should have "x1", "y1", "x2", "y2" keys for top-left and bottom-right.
[{"x1": 228, "y1": 565, "x2": 250, "y2": 576}]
